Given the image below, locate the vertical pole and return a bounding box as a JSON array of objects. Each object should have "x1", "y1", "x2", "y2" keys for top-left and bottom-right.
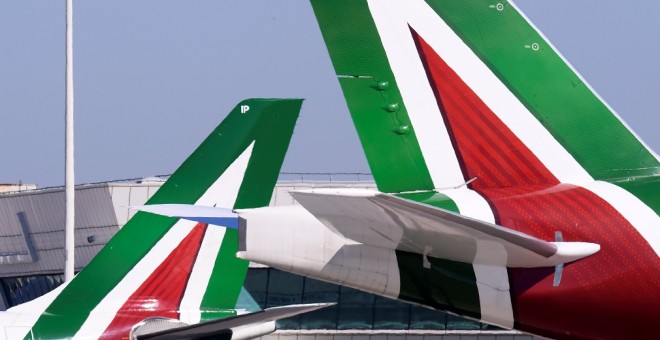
[{"x1": 64, "y1": 0, "x2": 75, "y2": 282}]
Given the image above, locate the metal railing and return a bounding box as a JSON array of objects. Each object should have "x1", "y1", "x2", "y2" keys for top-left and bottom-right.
[
  {"x1": 278, "y1": 172, "x2": 374, "y2": 183},
  {"x1": 0, "y1": 172, "x2": 374, "y2": 195}
]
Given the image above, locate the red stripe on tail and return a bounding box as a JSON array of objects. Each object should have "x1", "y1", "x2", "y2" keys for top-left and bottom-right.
[
  {"x1": 411, "y1": 27, "x2": 557, "y2": 189},
  {"x1": 100, "y1": 223, "x2": 208, "y2": 340},
  {"x1": 411, "y1": 27, "x2": 660, "y2": 339}
]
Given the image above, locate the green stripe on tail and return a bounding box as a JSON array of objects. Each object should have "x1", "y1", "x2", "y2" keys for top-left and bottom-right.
[
  {"x1": 424, "y1": 0, "x2": 659, "y2": 181},
  {"x1": 28, "y1": 99, "x2": 302, "y2": 338},
  {"x1": 200, "y1": 99, "x2": 302, "y2": 318},
  {"x1": 311, "y1": 0, "x2": 435, "y2": 193}
]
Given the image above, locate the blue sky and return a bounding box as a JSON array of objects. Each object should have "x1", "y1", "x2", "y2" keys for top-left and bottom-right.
[{"x1": 0, "y1": 1, "x2": 658, "y2": 187}]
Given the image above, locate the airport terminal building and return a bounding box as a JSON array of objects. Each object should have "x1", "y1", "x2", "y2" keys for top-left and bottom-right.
[{"x1": 0, "y1": 175, "x2": 543, "y2": 340}]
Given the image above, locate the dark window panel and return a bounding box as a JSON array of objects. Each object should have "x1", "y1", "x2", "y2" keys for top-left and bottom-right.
[
  {"x1": 36, "y1": 276, "x2": 49, "y2": 296},
  {"x1": 337, "y1": 286, "x2": 374, "y2": 330},
  {"x1": 267, "y1": 269, "x2": 303, "y2": 329},
  {"x1": 409, "y1": 305, "x2": 446, "y2": 330},
  {"x1": 300, "y1": 277, "x2": 339, "y2": 330},
  {"x1": 1, "y1": 274, "x2": 64, "y2": 307},
  {"x1": 244, "y1": 268, "x2": 269, "y2": 309},
  {"x1": 481, "y1": 323, "x2": 503, "y2": 330},
  {"x1": 266, "y1": 269, "x2": 303, "y2": 307},
  {"x1": 446, "y1": 313, "x2": 481, "y2": 330},
  {"x1": 373, "y1": 296, "x2": 410, "y2": 330}
]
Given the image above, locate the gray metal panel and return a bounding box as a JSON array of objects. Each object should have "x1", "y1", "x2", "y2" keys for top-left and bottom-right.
[
  {"x1": 272, "y1": 186, "x2": 295, "y2": 206},
  {"x1": 272, "y1": 183, "x2": 377, "y2": 207},
  {"x1": 74, "y1": 244, "x2": 107, "y2": 270},
  {"x1": 0, "y1": 184, "x2": 118, "y2": 276},
  {"x1": 76, "y1": 187, "x2": 118, "y2": 229},
  {"x1": 146, "y1": 185, "x2": 161, "y2": 200},
  {"x1": 128, "y1": 186, "x2": 150, "y2": 221},
  {"x1": 0, "y1": 181, "x2": 376, "y2": 278},
  {"x1": 110, "y1": 185, "x2": 131, "y2": 226}
]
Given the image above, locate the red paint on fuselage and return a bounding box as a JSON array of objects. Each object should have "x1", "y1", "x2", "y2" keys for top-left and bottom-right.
[{"x1": 412, "y1": 28, "x2": 660, "y2": 339}]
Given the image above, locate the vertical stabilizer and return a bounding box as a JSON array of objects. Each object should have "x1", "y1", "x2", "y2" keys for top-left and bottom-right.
[
  {"x1": 26, "y1": 99, "x2": 302, "y2": 339},
  {"x1": 311, "y1": 0, "x2": 659, "y2": 193}
]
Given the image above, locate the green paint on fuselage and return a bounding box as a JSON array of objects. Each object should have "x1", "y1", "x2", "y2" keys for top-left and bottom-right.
[
  {"x1": 397, "y1": 191, "x2": 460, "y2": 213},
  {"x1": 609, "y1": 175, "x2": 660, "y2": 216}
]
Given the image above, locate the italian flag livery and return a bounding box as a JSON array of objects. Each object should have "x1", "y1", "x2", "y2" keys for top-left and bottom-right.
[
  {"x1": 309, "y1": 1, "x2": 660, "y2": 339},
  {"x1": 0, "y1": 99, "x2": 302, "y2": 340}
]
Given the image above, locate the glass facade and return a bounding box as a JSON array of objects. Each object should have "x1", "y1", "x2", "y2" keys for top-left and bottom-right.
[
  {"x1": 244, "y1": 268, "x2": 496, "y2": 331},
  {"x1": 0, "y1": 268, "x2": 498, "y2": 331},
  {"x1": 1, "y1": 274, "x2": 64, "y2": 307}
]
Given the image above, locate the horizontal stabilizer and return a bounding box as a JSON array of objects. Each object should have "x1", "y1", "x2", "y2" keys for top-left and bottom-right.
[
  {"x1": 290, "y1": 189, "x2": 600, "y2": 268},
  {"x1": 132, "y1": 204, "x2": 239, "y2": 229},
  {"x1": 138, "y1": 303, "x2": 333, "y2": 340}
]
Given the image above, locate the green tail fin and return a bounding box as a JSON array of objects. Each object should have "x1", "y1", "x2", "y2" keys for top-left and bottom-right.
[
  {"x1": 27, "y1": 99, "x2": 302, "y2": 339},
  {"x1": 311, "y1": 0, "x2": 659, "y2": 193}
]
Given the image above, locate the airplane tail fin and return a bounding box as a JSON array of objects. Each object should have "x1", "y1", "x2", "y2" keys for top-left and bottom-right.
[
  {"x1": 310, "y1": 0, "x2": 659, "y2": 193},
  {"x1": 26, "y1": 99, "x2": 302, "y2": 339}
]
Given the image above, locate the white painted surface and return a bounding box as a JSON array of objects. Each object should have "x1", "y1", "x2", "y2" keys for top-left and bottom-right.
[
  {"x1": 238, "y1": 205, "x2": 401, "y2": 298},
  {"x1": 196, "y1": 142, "x2": 254, "y2": 208},
  {"x1": 440, "y1": 189, "x2": 495, "y2": 224},
  {"x1": 290, "y1": 190, "x2": 596, "y2": 267},
  {"x1": 368, "y1": 0, "x2": 465, "y2": 189},
  {"x1": 582, "y1": 181, "x2": 660, "y2": 258},
  {"x1": 473, "y1": 241, "x2": 513, "y2": 329},
  {"x1": 179, "y1": 226, "x2": 227, "y2": 324}
]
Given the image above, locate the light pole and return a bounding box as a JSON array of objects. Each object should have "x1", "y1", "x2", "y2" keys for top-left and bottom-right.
[{"x1": 64, "y1": 0, "x2": 75, "y2": 282}]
